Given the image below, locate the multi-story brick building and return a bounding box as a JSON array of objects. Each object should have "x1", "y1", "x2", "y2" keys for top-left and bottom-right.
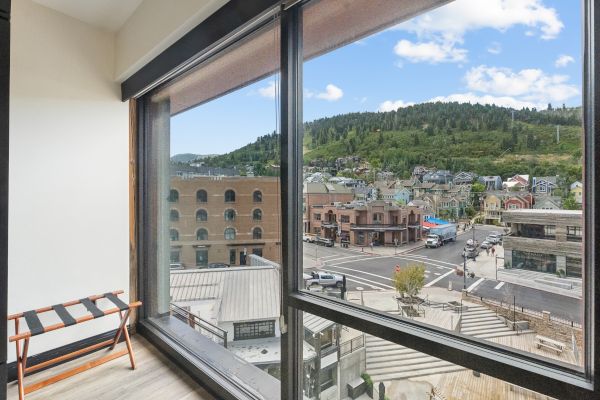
[
  {"x1": 168, "y1": 176, "x2": 281, "y2": 268},
  {"x1": 303, "y1": 182, "x2": 354, "y2": 234},
  {"x1": 310, "y1": 200, "x2": 423, "y2": 246}
]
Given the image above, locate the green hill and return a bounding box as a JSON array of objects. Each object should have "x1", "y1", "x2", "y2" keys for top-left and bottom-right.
[{"x1": 202, "y1": 102, "x2": 583, "y2": 183}]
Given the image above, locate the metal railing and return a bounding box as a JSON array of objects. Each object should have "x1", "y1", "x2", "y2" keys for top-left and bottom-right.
[
  {"x1": 466, "y1": 294, "x2": 582, "y2": 329},
  {"x1": 170, "y1": 303, "x2": 228, "y2": 347},
  {"x1": 338, "y1": 334, "x2": 365, "y2": 358}
]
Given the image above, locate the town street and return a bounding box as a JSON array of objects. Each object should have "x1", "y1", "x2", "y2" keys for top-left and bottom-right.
[{"x1": 302, "y1": 226, "x2": 582, "y2": 323}]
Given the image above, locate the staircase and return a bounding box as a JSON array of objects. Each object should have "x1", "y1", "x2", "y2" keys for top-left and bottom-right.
[
  {"x1": 365, "y1": 305, "x2": 535, "y2": 383},
  {"x1": 460, "y1": 305, "x2": 534, "y2": 339},
  {"x1": 365, "y1": 335, "x2": 465, "y2": 382}
]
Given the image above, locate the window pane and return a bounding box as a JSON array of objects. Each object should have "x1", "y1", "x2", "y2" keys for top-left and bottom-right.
[
  {"x1": 301, "y1": 315, "x2": 557, "y2": 400},
  {"x1": 301, "y1": 0, "x2": 583, "y2": 369},
  {"x1": 144, "y1": 16, "x2": 282, "y2": 394}
]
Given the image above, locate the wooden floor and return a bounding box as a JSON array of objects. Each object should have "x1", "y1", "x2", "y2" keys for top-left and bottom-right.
[{"x1": 6, "y1": 335, "x2": 215, "y2": 400}]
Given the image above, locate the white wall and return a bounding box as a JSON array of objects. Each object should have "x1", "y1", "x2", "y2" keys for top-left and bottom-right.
[
  {"x1": 114, "y1": 0, "x2": 229, "y2": 82},
  {"x1": 7, "y1": 0, "x2": 129, "y2": 362}
]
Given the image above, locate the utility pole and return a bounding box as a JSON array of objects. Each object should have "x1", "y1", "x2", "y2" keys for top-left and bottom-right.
[
  {"x1": 556, "y1": 125, "x2": 560, "y2": 144},
  {"x1": 511, "y1": 110, "x2": 515, "y2": 129},
  {"x1": 463, "y1": 254, "x2": 467, "y2": 290}
]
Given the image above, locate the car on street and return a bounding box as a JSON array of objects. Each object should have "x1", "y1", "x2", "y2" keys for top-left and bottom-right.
[
  {"x1": 303, "y1": 233, "x2": 316, "y2": 243},
  {"x1": 170, "y1": 263, "x2": 184, "y2": 270},
  {"x1": 303, "y1": 271, "x2": 344, "y2": 288},
  {"x1": 479, "y1": 241, "x2": 493, "y2": 249},
  {"x1": 314, "y1": 236, "x2": 334, "y2": 247},
  {"x1": 486, "y1": 234, "x2": 501, "y2": 244}
]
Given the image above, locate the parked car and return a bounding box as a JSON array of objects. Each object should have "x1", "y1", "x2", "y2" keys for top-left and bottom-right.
[
  {"x1": 303, "y1": 233, "x2": 316, "y2": 243},
  {"x1": 486, "y1": 234, "x2": 501, "y2": 244},
  {"x1": 207, "y1": 262, "x2": 230, "y2": 269},
  {"x1": 170, "y1": 263, "x2": 184, "y2": 270},
  {"x1": 304, "y1": 271, "x2": 344, "y2": 288},
  {"x1": 314, "y1": 236, "x2": 334, "y2": 247},
  {"x1": 479, "y1": 241, "x2": 493, "y2": 249}
]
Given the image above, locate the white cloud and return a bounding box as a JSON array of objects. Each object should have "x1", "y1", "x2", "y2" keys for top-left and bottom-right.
[
  {"x1": 378, "y1": 100, "x2": 416, "y2": 112},
  {"x1": 428, "y1": 93, "x2": 543, "y2": 110},
  {"x1": 396, "y1": 0, "x2": 563, "y2": 42},
  {"x1": 304, "y1": 89, "x2": 315, "y2": 99},
  {"x1": 555, "y1": 54, "x2": 574, "y2": 68},
  {"x1": 391, "y1": 0, "x2": 563, "y2": 65},
  {"x1": 258, "y1": 81, "x2": 276, "y2": 99},
  {"x1": 487, "y1": 42, "x2": 502, "y2": 55},
  {"x1": 464, "y1": 65, "x2": 579, "y2": 103},
  {"x1": 316, "y1": 84, "x2": 344, "y2": 101},
  {"x1": 394, "y1": 40, "x2": 467, "y2": 64}
]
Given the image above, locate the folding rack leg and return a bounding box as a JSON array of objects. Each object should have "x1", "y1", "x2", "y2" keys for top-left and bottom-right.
[
  {"x1": 110, "y1": 309, "x2": 136, "y2": 369},
  {"x1": 14, "y1": 319, "x2": 25, "y2": 400}
]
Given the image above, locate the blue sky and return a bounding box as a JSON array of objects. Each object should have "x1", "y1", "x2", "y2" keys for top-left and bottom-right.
[{"x1": 171, "y1": 0, "x2": 582, "y2": 156}]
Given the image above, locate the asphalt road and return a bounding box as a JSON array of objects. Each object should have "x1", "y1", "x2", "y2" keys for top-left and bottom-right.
[{"x1": 302, "y1": 228, "x2": 582, "y2": 323}]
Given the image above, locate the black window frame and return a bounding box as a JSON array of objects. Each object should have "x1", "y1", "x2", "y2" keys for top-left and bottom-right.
[
  {"x1": 253, "y1": 208, "x2": 263, "y2": 221},
  {"x1": 253, "y1": 227, "x2": 262, "y2": 240},
  {"x1": 168, "y1": 189, "x2": 179, "y2": 203},
  {"x1": 234, "y1": 320, "x2": 276, "y2": 341},
  {"x1": 253, "y1": 190, "x2": 263, "y2": 203},
  {"x1": 128, "y1": 1, "x2": 600, "y2": 399},
  {"x1": 169, "y1": 209, "x2": 179, "y2": 222}
]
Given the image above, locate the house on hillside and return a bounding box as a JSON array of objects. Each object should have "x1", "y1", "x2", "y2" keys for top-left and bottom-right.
[
  {"x1": 570, "y1": 181, "x2": 583, "y2": 204},
  {"x1": 532, "y1": 176, "x2": 559, "y2": 196},
  {"x1": 478, "y1": 176, "x2": 503, "y2": 191},
  {"x1": 483, "y1": 193, "x2": 502, "y2": 224},
  {"x1": 394, "y1": 187, "x2": 412, "y2": 205},
  {"x1": 422, "y1": 170, "x2": 454, "y2": 184},
  {"x1": 503, "y1": 174, "x2": 530, "y2": 191},
  {"x1": 533, "y1": 196, "x2": 562, "y2": 210},
  {"x1": 454, "y1": 171, "x2": 478, "y2": 185},
  {"x1": 412, "y1": 165, "x2": 432, "y2": 181},
  {"x1": 504, "y1": 193, "x2": 534, "y2": 210}
]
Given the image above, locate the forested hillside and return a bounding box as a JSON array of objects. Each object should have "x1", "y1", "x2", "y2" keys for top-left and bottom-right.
[{"x1": 197, "y1": 102, "x2": 583, "y2": 182}]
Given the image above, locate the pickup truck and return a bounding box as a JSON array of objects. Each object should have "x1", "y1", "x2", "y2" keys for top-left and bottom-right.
[{"x1": 303, "y1": 271, "x2": 344, "y2": 288}]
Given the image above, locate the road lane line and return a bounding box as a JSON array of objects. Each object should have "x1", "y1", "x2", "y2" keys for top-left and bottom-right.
[
  {"x1": 400, "y1": 255, "x2": 459, "y2": 267},
  {"x1": 467, "y1": 277, "x2": 486, "y2": 292},
  {"x1": 322, "y1": 255, "x2": 370, "y2": 263},
  {"x1": 494, "y1": 282, "x2": 505, "y2": 290},
  {"x1": 424, "y1": 269, "x2": 455, "y2": 287},
  {"x1": 333, "y1": 256, "x2": 389, "y2": 265},
  {"x1": 325, "y1": 265, "x2": 395, "y2": 282},
  {"x1": 344, "y1": 278, "x2": 382, "y2": 290},
  {"x1": 434, "y1": 272, "x2": 441, "y2": 276},
  {"x1": 325, "y1": 268, "x2": 396, "y2": 289},
  {"x1": 388, "y1": 257, "x2": 456, "y2": 270}
]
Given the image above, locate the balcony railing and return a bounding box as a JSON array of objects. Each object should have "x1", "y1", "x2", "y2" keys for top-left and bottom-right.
[
  {"x1": 338, "y1": 334, "x2": 365, "y2": 358},
  {"x1": 350, "y1": 223, "x2": 408, "y2": 230},
  {"x1": 170, "y1": 303, "x2": 228, "y2": 348}
]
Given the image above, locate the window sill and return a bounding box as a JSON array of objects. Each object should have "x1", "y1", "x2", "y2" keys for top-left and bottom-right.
[{"x1": 138, "y1": 316, "x2": 279, "y2": 400}]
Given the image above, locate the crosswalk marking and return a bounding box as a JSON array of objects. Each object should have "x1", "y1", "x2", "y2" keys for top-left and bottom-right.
[
  {"x1": 424, "y1": 269, "x2": 455, "y2": 287},
  {"x1": 326, "y1": 265, "x2": 394, "y2": 282},
  {"x1": 494, "y1": 281, "x2": 505, "y2": 290},
  {"x1": 325, "y1": 268, "x2": 395, "y2": 290},
  {"x1": 467, "y1": 277, "x2": 486, "y2": 292}
]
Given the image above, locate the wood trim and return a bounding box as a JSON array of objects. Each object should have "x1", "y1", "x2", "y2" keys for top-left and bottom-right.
[
  {"x1": 129, "y1": 99, "x2": 139, "y2": 332},
  {"x1": 24, "y1": 339, "x2": 114, "y2": 374}
]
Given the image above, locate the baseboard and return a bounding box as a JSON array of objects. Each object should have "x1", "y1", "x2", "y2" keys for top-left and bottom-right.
[{"x1": 6, "y1": 328, "x2": 131, "y2": 382}]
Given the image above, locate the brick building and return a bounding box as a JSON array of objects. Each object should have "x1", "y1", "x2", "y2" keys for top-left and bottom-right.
[
  {"x1": 310, "y1": 200, "x2": 423, "y2": 246},
  {"x1": 303, "y1": 182, "x2": 354, "y2": 234},
  {"x1": 169, "y1": 176, "x2": 281, "y2": 268}
]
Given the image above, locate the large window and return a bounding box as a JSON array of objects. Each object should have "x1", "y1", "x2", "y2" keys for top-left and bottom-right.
[
  {"x1": 136, "y1": 1, "x2": 599, "y2": 399},
  {"x1": 140, "y1": 13, "x2": 283, "y2": 397}
]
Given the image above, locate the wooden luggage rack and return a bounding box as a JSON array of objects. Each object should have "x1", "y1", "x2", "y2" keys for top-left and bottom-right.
[{"x1": 8, "y1": 290, "x2": 142, "y2": 400}]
